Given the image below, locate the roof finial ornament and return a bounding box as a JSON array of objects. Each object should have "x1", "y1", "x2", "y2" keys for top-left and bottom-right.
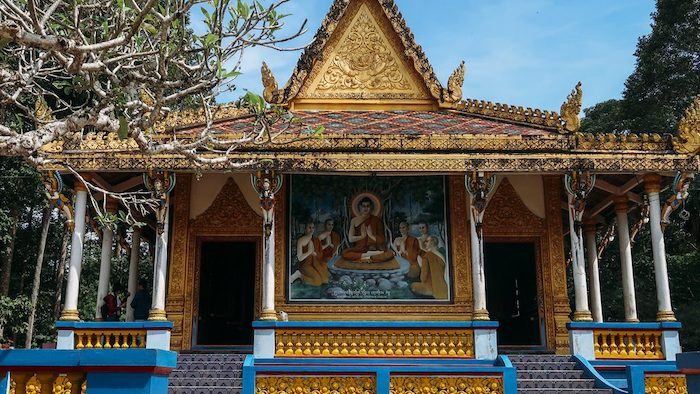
[
  {"x1": 445, "y1": 61, "x2": 466, "y2": 104},
  {"x1": 261, "y1": 62, "x2": 280, "y2": 104},
  {"x1": 559, "y1": 82, "x2": 583, "y2": 134},
  {"x1": 673, "y1": 95, "x2": 700, "y2": 155}
]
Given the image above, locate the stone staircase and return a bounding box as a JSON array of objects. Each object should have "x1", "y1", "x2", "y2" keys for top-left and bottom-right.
[
  {"x1": 168, "y1": 353, "x2": 246, "y2": 394},
  {"x1": 510, "y1": 354, "x2": 612, "y2": 394}
]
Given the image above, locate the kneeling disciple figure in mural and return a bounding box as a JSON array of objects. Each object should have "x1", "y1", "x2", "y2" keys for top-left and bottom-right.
[
  {"x1": 410, "y1": 236, "x2": 448, "y2": 300},
  {"x1": 294, "y1": 222, "x2": 328, "y2": 286},
  {"x1": 392, "y1": 221, "x2": 421, "y2": 279},
  {"x1": 337, "y1": 195, "x2": 400, "y2": 270},
  {"x1": 318, "y1": 219, "x2": 341, "y2": 263}
]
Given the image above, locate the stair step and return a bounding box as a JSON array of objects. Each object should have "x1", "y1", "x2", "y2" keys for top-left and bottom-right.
[
  {"x1": 171, "y1": 370, "x2": 242, "y2": 379},
  {"x1": 173, "y1": 362, "x2": 244, "y2": 371},
  {"x1": 512, "y1": 361, "x2": 578, "y2": 370},
  {"x1": 168, "y1": 386, "x2": 242, "y2": 394},
  {"x1": 509, "y1": 354, "x2": 572, "y2": 363},
  {"x1": 517, "y1": 370, "x2": 584, "y2": 380},
  {"x1": 177, "y1": 354, "x2": 248, "y2": 363},
  {"x1": 169, "y1": 378, "x2": 242, "y2": 387},
  {"x1": 518, "y1": 378, "x2": 596, "y2": 389}
]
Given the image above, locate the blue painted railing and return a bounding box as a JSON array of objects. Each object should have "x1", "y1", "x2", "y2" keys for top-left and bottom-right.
[{"x1": 0, "y1": 349, "x2": 177, "y2": 394}]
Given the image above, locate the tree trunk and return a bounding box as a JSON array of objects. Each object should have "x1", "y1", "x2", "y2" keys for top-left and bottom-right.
[
  {"x1": 54, "y1": 229, "x2": 70, "y2": 320},
  {"x1": 0, "y1": 208, "x2": 20, "y2": 296},
  {"x1": 25, "y1": 206, "x2": 52, "y2": 348}
]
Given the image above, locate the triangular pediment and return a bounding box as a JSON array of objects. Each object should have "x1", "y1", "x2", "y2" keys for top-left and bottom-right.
[{"x1": 263, "y1": 0, "x2": 460, "y2": 111}]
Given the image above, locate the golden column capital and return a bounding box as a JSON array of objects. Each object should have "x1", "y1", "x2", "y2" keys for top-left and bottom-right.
[
  {"x1": 644, "y1": 174, "x2": 662, "y2": 194},
  {"x1": 614, "y1": 195, "x2": 630, "y2": 213}
]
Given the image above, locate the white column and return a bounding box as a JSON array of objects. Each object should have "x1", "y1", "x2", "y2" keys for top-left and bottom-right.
[
  {"x1": 260, "y1": 209, "x2": 276, "y2": 321},
  {"x1": 149, "y1": 202, "x2": 170, "y2": 321},
  {"x1": 584, "y1": 220, "x2": 603, "y2": 323},
  {"x1": 568, "y1": 196, "x2": 592, "y2": 321},
  {"x1": 60, "y1": 182, "x2": 88, "y2": 321},
  {"x1": 645, "y1": 174, "x2": 676, "y2": 321},
  {"x1": 95, "y1": 199, "x2": 117, "y2": 320},
  {"x1": 615, "y1": 195, "x2": 639, "y2": 322},
  {"x1": 469, "y1": 196, "x2": 489, "y2": 321},
  {"x1": 126, "y1": 228, "x2": 142, "y2": 321}
]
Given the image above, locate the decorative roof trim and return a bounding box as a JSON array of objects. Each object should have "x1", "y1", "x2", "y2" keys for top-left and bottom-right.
[{"x1": 673, "y1": 95, "x2": 700, "y2": 155}]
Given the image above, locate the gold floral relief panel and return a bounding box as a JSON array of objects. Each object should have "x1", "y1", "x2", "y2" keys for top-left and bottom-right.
[
  {"x1": 645, "y1": 374, "x2": 688, "y2": 394},
  {"x1": 390, "y1": 376, "x2": 503, "y2": 394},
  {"x1": 298, "y1": 0, "x2": 432, "y2": 100},
  {"x1": 256, "y1": 376, "x2": 376, "y2": 394},
  {"x1": 275, "y1": 175, "x2": 471, "y2": 320}
]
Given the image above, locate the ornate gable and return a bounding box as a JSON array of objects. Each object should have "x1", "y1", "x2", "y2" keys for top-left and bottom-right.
[
  {"x1": 262, "y1": 0, "x2": 463, "y2": 111},
  {"x1": 191, "y1": 178, "x2": 262, "y2": 230}
]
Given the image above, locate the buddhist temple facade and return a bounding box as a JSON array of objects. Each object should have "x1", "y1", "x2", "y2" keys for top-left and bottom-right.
[{"x1": 5, "y1": 0, "x2": 698, "y2": 393}]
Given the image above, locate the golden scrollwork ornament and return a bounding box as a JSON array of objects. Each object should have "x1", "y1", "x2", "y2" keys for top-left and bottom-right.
[{"x1": 559, "y1": 82, "x2": 583, "y2": 133}]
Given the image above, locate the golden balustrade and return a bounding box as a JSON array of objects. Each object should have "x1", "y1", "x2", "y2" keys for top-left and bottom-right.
[
  {"x1": 74, "y1": 329, "x2": 147, "y2": 349},
  {"x1": 9, "y1": 372, "x2": 86, "y2": 394},
  {"x1": 274, "y1": 329, "x2": 474, "y2": 358},
  {"x1": 593, "y1": 330, "x2": 664, "y2": 360}
]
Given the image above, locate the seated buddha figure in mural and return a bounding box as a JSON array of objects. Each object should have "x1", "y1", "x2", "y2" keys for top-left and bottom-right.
[
  {"x1": 295, "y1": 222, "x2": 329, "y2": 286},
  {"x1": 410, "y1": 236, "x2": 448, "y2": 300},
  {"x1": 336, "y1": 194, "x2": 400, "y2": 270},
  {"x1": 392, "y1": 221, "x2": 421, "y2": 279},
  {"x1": 318, "y1": 219, "x2": 341, "y2": 264}
]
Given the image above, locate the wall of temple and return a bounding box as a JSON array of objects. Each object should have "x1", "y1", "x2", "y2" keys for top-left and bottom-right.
[{"x1": 164, "y1": 173, "x2": 570, "y2": 353}]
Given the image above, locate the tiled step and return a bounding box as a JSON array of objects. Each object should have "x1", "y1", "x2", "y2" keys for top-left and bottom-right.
[
  {"x1": 177, "y1": 353, "x2": 248, "y2": 363},
  {"x1": 518, "y1": 378, "x2": 596, "y2": 389},
  {"x1": 509, "y1": 354, "x2": 572, "y2": 363},
  {"x1": 168, "y1": 386, "x2": 242, "y2": 394},
  {"x1": 517, "y1": 370, "x2": 584, "y2": 380},
  {"x1": 171, "y1": 370, "x2": 242, "y2": 379},
  {"x1": 512, "y1": 361, "x2": 578, "y2": 370},
  {"x1": 169, "y1": 378, "x2": 242, "y2": 387},
  {"x1": 174, "y1": 362, "x2": 244, "y2": 371}
]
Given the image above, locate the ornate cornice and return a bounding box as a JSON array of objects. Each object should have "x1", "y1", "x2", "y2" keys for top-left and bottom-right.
[
  {"x1": 40, "y1": 152, "x2": 699, "y2": 173},
  {"x1": 450, "y1": 100, "x2": 562, "y2": 130}
]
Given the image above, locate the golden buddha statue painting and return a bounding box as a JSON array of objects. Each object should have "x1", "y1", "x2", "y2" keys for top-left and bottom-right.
[{"x1": 288, "y1": 175, "x2": 451, "y2": 302}]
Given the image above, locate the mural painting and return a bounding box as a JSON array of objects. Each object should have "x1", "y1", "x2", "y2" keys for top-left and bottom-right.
[{"x1": 288, "y1": 175, "x2": 451, "y2": 302}]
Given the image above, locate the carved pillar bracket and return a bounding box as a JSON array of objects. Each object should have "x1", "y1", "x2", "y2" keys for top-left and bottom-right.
[
  {"x1": 43, "y1": 171, "x2": 75, "y2": 232},
  {"x1": 145, "y1": 171, "x2": 176, "y2": 321},
  {"x1": 465, "y1": 172, "x2": 496, "y2": 321},
  {"x1": 564, "y1": 171, "x2": 595, "y2": 322},
  {"x1": 252, "y1": 167, "x2": 283, "y2": 321},
  {"x1": 661, "y1": 172, "x2": 694, "y2": 231}
]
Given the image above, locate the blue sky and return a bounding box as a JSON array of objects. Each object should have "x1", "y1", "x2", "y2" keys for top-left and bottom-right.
[{"x1": 209, "y1": 0, "x2": 656, "y2": 112}]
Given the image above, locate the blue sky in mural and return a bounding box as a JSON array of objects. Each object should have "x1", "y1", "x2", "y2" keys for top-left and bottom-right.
[{"x1": 193, "y1": 0, "x2": 656, "y2": 112}]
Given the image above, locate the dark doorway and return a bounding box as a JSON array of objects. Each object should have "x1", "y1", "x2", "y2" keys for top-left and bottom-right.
[
  {"x1": 196, "y1": 240, "x2": 257, "y2": 346},
  {"x1": 484, "y1": 242, "x2": 542, "y2": 347}
]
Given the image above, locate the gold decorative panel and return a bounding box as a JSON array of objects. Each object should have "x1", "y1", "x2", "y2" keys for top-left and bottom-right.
[
  {"x1": 389, "y1": 376, "x2": 503, "y2": 394},
  {"x1": 275, "y1": 328, "x2": 474, "y2": 358},
  {"x1": 294, "y1": 0, "x2": 435, "y2": 109},
  {"x1": 645, "y1": 374, "x2": 688, "y2": 394},
  {"x1": 593, "y1": 330, "x2": 664, "y2": 360},
  {"x1": 256, "y1": 376, "x2": 376, "y2": 394}
]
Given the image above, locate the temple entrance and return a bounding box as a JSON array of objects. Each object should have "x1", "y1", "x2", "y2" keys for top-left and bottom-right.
[
  {"x1": 484, "y1": 242, "x2": 543, "y2": 348},
  {"x1": 195, "y1": 240, "x2": 257, "y2": 347}
]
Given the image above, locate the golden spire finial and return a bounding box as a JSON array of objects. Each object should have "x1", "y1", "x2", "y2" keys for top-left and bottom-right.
[
  {"x1": 445, "y1": 61, "x2": 466, "y2": 103},
  {"x1": 35, "y1": 97, "x2": 55, "y2": 122},
  {"x1": 261, "y1": 62, "x2": 279, "y2": 103},
  {"x1": 673, "y1": 95, "x2": 700, "y2": 155},
  {"x1": 559, "y1": 82, "x2": 583, "y2": 133}
]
